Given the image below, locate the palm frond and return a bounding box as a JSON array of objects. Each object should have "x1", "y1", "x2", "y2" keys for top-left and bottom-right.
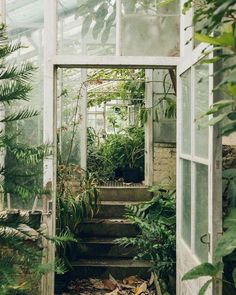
[
  {"x1": 0, "y1": 43, "x2": 22, "y2": 59},
  {"x1": 0, "y1": 108, "x2": 39, "y2": 123},
  {"x1": 0, "y1": 80, "x2": 32, "y2": 103},
  {"x1": 0, "y1": 63, "x2": 35, "y2": 83}
]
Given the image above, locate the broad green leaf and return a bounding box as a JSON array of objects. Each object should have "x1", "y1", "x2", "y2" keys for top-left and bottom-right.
[
  {"x1": 224, "y1": 208, "x2": 236, "y2": 228},
  {"x1": 96, "y1": 3, "x2": 108, "y2": 19},
  {"x1": 233, "y1": 267, "x2": 236, "y2": 288},
  {"x1": 220, "y1": 121, "x2": 236, "y2": 136},
  {"x1": 158, "y1": 0, "x2": 176, "y2": 6},
  {"x1": 77, "y1": 4, "x2": 90, "y2": 16},
  {"x1": 215, "y1": 227, "x2": 236, "y2": 257},
  {"x1": 101, "y1": 25, "x2": 111, "y2": 43},
  {"x1": 198, "y1": 279, "x2": 212, "y2": 295},
  {"x1": 204, "y1": 100, "x2": 234, "y2": 116},
  {"x1": 228, "y1": 111, "x2": 236, "y2": 121},
  {"x1": 208, "y1": 113, "x2": 227, "y2": 126},
  {"x1": 223, "y1": 168, "x2": 236, "y2": 179},
  {"x1": 182, "y1": 263, "x2": 217, "y2": 281},
  {"x1": 195, "y1": 32, "x2": 234, "y2": 47},
  {"x1": 92, "y1": 20, "x2": 104, "y2": 39},
  {"x1": 201, "y1": 57, "x2": 222, "y2": 64},
  {"x1": 228, "y1": 83, "x2": 236, "y2": 96},
  {"x1": 82, "y1": 15, "x2": 93, "y2": 37},
  {"x1": 228, "y1": 181, "x2": 236, "y2": 207}
]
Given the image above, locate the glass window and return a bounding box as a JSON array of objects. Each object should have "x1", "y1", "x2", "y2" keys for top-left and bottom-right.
[
  {"x1": 57, "y1": 0, "x2": 180, "y2": 56},
  {"x1": 195, "y1": 163, "x2": 208, "y2": 261},
  {"x1": 181, "y1": 160, "x2": 191, "y2": 246},
  {"x1": 58, "y1": 0, "x2": 116, "y2": 55},
  {"x1": 194, "y1": 64, "x2": 209, "y2": 159},
  {"x1": 181, "y1": 69, "x2": 191, "y2": 154},
  {"x1": 121, "y1": 0, "x2": 180, "y2": 56}
]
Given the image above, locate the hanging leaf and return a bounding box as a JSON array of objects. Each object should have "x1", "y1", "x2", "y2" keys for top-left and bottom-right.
[
  {"x1": 208, "y1": 113, "x2": 227, "y2": 126},
  {"x1": 198, "y1": 279, "x2": 212, "y2": 295},
  {"x1": 224, "y1": 208, "x2": 236, "y2": 228},
  {"x1": 233, "y1": 267, "x2": 236, "y2": 288},
  {"x1": 77, "y1": 4, "x2": 90, "y2": 17},
  {"x1": 227, "y1": 111, "x2": 236, "y2": 121},
  {"x1": 182, "y1": 263, "x2": 218, "y2": 280},
  {"x1": 220, "y1": 121, "x2": 236, "y2": 136},
  {"x1": 92, "y1": 19, "x2": 104, "y2": 40},
  {"x1": 82, "y1": 15, "x2": 93, "y2": 38},
  {"x1": 228, "y1": 181, "x2": 236, "y2": 207},
  {"x1": 215, "y1": 227, "x2": 236, "y2": 257}
]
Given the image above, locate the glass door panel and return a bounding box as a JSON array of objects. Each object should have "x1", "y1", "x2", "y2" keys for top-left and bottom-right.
[
  {"x1": 181, "y1": 69, "x2": 191, "y2": 155},
  {"x1": 194, "y1": 163, "x2": 208, "y2": 261},
  {"x1": 194, "y1": 65, "x2": 209, "y2": 159},
  {"x1": 181, "y1": 159, "x2": 191, "y2": 246}
]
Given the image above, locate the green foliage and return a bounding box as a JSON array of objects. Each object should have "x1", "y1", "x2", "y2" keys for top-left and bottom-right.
[
  {"x1": 184, "y1": 0, "x2": 236, "y2": 136},
  {"x1": 182, "y1": 207, "x2": 236, "y2": 294},
  {"x1": 0, "y1": 24, "x2": 71, "y2": 294},
  {"x1": 116, "y1": 186, "x2": 176, "y2": 292},
  {"x1": 56, "y1": 164, "x2": 99, "y2": 266},
  {"x1": 87, "y1": 126, "x2": 145, "y2": 182}
]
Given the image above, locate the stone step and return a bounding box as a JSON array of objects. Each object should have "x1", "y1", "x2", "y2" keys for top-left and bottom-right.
[
  {"x1": 70, "y1": 258, "x2": 152, "y2": 279},
  {"x1": 78, "y1": 219, "x2": 139, "y2": 238},
  {"x1": 77, "y1": 237, "x2": 136, "y2": 258},
  {"x1": 98, "y1": 187, "x2": 152, "y2": 202},
  {"x1": 95, "y1": 201, "x2": 140, "y2": 219}
]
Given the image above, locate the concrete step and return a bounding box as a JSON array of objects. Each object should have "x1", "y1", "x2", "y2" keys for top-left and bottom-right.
[
  {"x1": 77, "y1": 237, "x2": 136, "y2": 258},
  {"x1": 70, "y1": 258, "x2": 152, "y2": 279},
  {"x1": 95, "y1": 201, "x2": 140, "y2": 219},
  {"x1": 98, "y1": 187, "x2": 152, "y2": 202},
  {"x1": 78, "y1": 219, "x2": 139, "y2": 238}
]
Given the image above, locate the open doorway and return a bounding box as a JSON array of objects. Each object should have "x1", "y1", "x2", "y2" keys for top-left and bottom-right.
[{"x1": 56, "y1": 67, "x2": 176, "y2": 187}]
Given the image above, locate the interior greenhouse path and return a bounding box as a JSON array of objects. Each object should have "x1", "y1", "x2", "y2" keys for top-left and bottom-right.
[{"x1": 56, "y1": 187, "x2": 156, "y2": 295}]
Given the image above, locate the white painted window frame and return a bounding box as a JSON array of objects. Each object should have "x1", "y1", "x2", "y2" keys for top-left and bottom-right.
[{"x1": 176, "y1": 1, "x2": 222, "y2": 294}]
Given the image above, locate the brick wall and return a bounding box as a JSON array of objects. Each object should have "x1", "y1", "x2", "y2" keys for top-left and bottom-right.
[{"x1": 153, "y1": 143, "x2": 176, "y2": 188}]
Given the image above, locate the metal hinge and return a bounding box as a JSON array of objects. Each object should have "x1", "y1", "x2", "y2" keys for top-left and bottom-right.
[{"x1": 200, "y1": 233, "x2": 211, "y2": 251}]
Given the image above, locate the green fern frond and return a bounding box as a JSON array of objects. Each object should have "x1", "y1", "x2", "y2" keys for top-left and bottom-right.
[
  {"x1": 0, "y1": 80, "x2": 32, "y2": 103},
  {"x1": 0, "y1": 63, "x2": 35, "y2": 82},
  {"x1": 0, "y1": 108, "x2": 39, "y2": 122}
]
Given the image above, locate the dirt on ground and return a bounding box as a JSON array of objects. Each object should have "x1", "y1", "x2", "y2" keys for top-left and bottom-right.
[{"x1": 63, "y1": 274, "x2": 159, "y2": 295}]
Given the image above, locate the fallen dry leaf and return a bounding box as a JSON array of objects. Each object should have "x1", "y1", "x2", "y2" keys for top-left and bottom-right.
[
  {"x1": 148, "y1": 273, "x2": 155, "y2": 286},
  {"x1": 102, "y1": 279, "x2": 118, "y2": 291},
  {"x1": 89, "y1": 278, "x2": 104, "y2": 289},
  {"x1": 135, "y1": 282, "x2": 147, "y2": 295},
  {"x1": 123, "y1": 276, "x2": 139, "y2": 286},
  {"x1": 105, "y1": 287, "x2": 119, "y2": 295}
]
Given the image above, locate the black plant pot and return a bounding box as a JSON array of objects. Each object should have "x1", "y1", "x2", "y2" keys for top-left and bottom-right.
[
  {"x1": 28, "y1": 210, "x2": 42, "y2": 229},
  {"x1": 7, "y1": 209, "x2": 20, "y2": 223},
  {"x1": 123, "y1": 167, "x2": 144, "y2": 183}
]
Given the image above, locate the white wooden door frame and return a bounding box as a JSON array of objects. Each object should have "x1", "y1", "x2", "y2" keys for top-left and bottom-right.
[{"x1": 176, "y1": 49, "x2": 222, "y2": 295}]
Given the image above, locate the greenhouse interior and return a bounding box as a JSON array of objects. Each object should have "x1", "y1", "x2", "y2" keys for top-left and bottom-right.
[{"x1": 0, "y1": 0, "x2": 236, "y2": 294}]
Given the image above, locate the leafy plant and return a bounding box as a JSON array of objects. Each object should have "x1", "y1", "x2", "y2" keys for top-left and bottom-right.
[
  {"x1": 116, "y1": 186, "x2": 176, "y2": 294},
  {"x1": 182, "y1": 208, "x2": 236, "y2": 294},
  {"x1": 183, "y1": 0, "x2": 236, "y2": 136},
  {"x1": 0, "y1": 23, "x2": 71, "y2": 295},
  {"x1": 87, "y1": 126, "x2": 145, "y2": 182},
  {"x1": 56, "y1": 164, "x2": 100, "y2": 266}
]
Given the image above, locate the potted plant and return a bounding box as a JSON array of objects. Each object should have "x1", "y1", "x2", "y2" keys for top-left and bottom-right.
[{"x1": 122, "y1": 127, "x2": 145, "y2": 183}]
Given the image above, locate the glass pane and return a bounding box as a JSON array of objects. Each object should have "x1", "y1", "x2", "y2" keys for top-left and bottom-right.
[
  {"x1": 121, "y1": 0, "x2": 180, "y2": 56},
  {"x1": 194, "y1": 65, "x2": 209, "y2": 159},
  {"x1": 153, "y1": 69, "x2": 176, "y2": 143},
  {"x1": 5, "y1": 0, "x2": 44, "y2": 210},
  {"x1": 181, "y1": 69, "x2": 191, "y2": 154},
  {"x1": 58, "y1": 0, "x2": 116, "y2": 55},
  {"x1": 181, "y1": 160, "x2": 191, "y2": 246},
  {"x1": 195, "y1": 163, "x2": 208, "y2": 261},
  {"x1": 57, "y1": 68, "x2": 84, "y2": 165}
]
